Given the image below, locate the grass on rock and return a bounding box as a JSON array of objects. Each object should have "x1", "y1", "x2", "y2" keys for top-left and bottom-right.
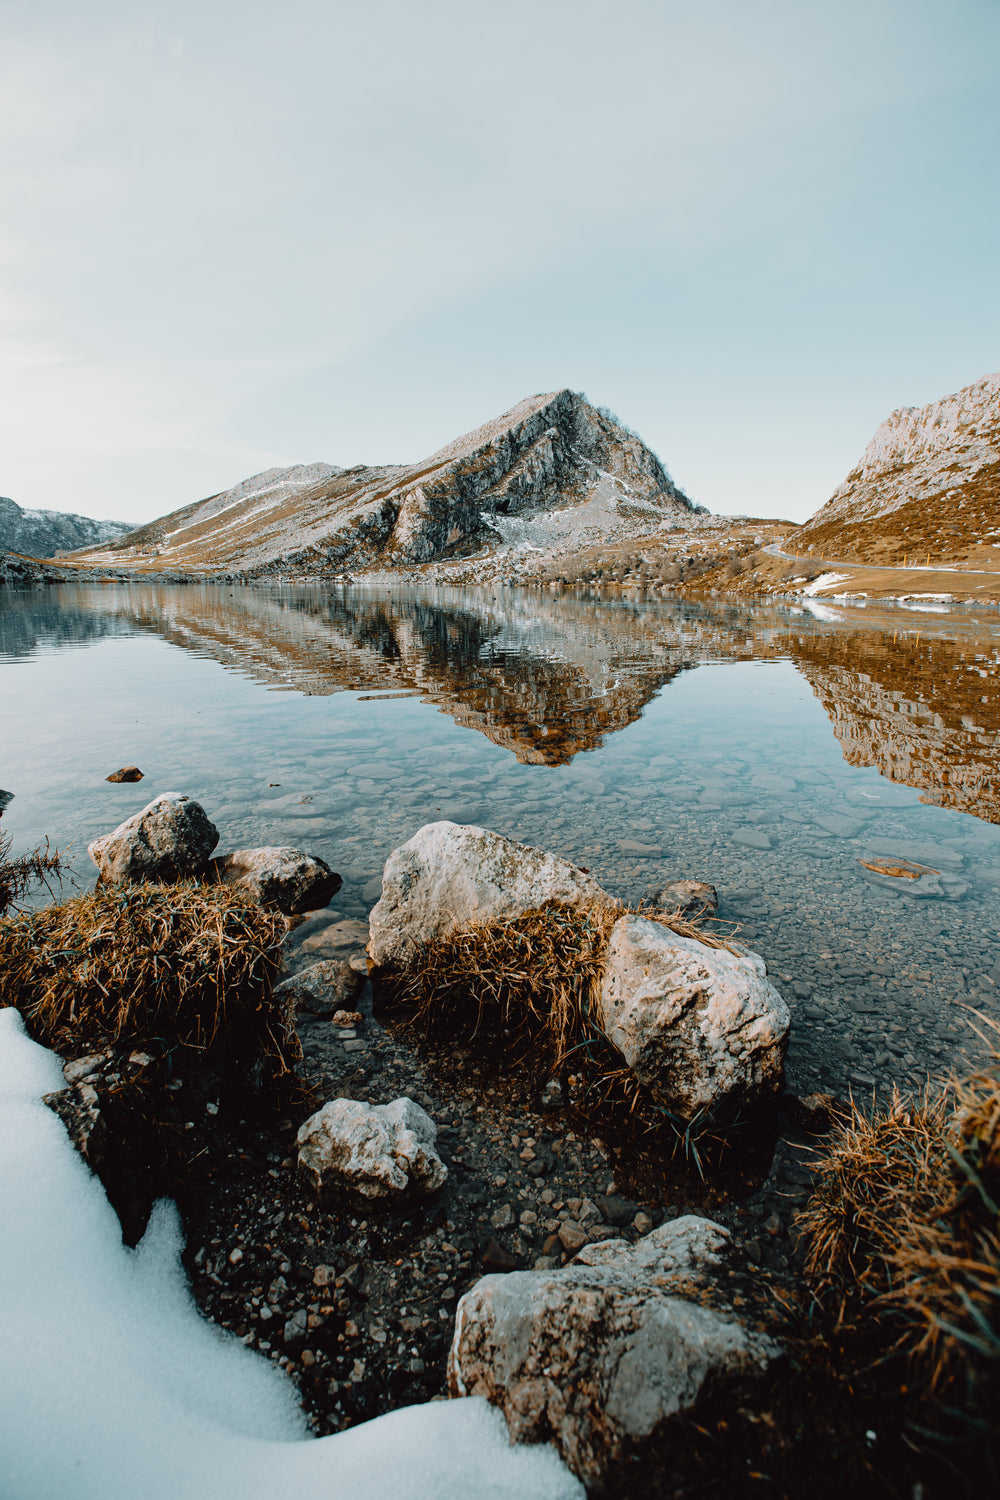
[
  {"x1": 375, "y1": 898, "x2": 749, "y2": 1169},
  {"x1": 0, "y1": 880, "x2": 296, "y2": 1076}
]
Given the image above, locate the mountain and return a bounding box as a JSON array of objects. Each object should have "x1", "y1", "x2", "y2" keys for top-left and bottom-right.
[
  {"x1": 69, "y1": 391, "x2": 699, "y2": 577},
  {"x1": 0, "y1": 496, "x2": 135, "y2": 558},
  {"x1": 790, "y1": 371, "x2": 1000, "y2": 567}
]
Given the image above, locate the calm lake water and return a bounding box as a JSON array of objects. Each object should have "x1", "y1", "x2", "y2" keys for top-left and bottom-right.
[{"x1": 2, "y1": 582, "x2": 999, "y2": 1102}]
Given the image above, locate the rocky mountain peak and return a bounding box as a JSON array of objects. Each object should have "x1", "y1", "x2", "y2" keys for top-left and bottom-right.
[
  {"x1": 0, "y1": 495, "x2": 135, "y2": 559},
  {"x1": 793, "y1": 370, "x2": 1000, "y2": 566},
  {"x1": 69, "y1": 392, "x2": 699, "y2": 578}
]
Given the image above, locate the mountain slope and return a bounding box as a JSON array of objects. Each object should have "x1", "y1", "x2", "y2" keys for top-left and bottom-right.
[
  {"x1": 0, "y1": 496, "x2": 135, "y2": 558},
  {"x1": 791, "y1": 371, "x2": 1000, "y2": 567},
  {"x1": 70, "y1": 391, "x2": 699, "y2": 577}
]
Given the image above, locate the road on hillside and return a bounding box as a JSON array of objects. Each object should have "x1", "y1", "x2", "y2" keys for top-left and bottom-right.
[{"x1": 761, "y1": 542, "x2": 1000, "y2": 579}]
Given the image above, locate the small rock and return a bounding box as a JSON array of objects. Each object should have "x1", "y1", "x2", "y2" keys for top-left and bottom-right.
[
  {"x1": 557, "y1": 1221, "x2": 588, "y2": 1253},
  {"x1": 105, "y1": 765, "x2": 144, "y2": 783},
  {"x1": 332, "y1": 1009, "x2": 364, "y2": 1027},
  {"x1": 274, "y1": 960, "x2": 363, "y2": 1018},
  {"x1": 480, "y1": 1237, "x2": 519, "y2": 1273},
  {"x1": 594, "y1": 1194, "x2": 640, "y2": 1226},
  {"x1": 283, "y1": 1308, "x2": 309, "y2": 1348},
  {"x1": 312, "y1": 1264, "x2": 337, "y2": 1287},
  {"x1": 297, "y1": 1096, "x2": 447, "y2": 1202},
  {"x1": 540, "y1": 1078, "x2": 564, "y2": 1109},
  {"x1": 632, "y1": 1211, "x2": 653, "y2": 1235},
  {"x1": 62, "y1": 1054, "x2": 106, "y2": 1085},
  {"x1": 640, "y1": 879, "x2": 719, "y2": 921},
  {"x1": 781, "y1": 1090, "x2": 842, "y2": 1133}
]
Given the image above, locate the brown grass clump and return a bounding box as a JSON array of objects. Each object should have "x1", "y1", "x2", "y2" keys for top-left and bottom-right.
[
  {"x1": 377, "y1": 899, "x2": 746, "y2": 1162},
  {"x1": 0, "y1": 831, "x2": 65, "y2": 915},
  {"x1": 0, "y1": 880, "x2": 296, "y2": 1076},
  {"x1": 796, "y1": 1024, "x2": 1000, "y2": 1388},
  {"x1": 382, "y1": 899, "x2": 620, "y2": 1063}
]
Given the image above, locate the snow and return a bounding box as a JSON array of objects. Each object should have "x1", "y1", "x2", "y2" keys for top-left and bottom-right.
[
  {"x1": 801, "y1": 572, "x2": 849, "y2": 595},
  {"x1": 0, "y1": 1009, "x2": 582, "y2": 1500}
]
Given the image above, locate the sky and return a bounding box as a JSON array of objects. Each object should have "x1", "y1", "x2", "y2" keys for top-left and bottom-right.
[{"x1": 1, "y1": 0, "x2": 998, "y2": 526}]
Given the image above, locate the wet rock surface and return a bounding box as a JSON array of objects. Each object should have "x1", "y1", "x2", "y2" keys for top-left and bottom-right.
[
  {"x1": 640, "y1": 878, "x2": 718, "y2": 920},
  {"x1": 105, "y1": 765, "x2": 144, "y2": 783},
  {"x1": 275, "y1": 959, "x2": 365, "y2": 1017}
]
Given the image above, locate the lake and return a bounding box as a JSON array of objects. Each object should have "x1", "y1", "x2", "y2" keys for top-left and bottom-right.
[{"x1": 2, "y1": 581, "x2": 999, "y2": 1102}]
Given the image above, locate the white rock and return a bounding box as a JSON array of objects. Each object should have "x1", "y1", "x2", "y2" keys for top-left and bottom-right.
[
  {"x1": 367, "y1": 821, "x2": 610, "y2": 969},
  {"x1": 573, "y1": 1216, "x2": 730, "y2": 1272},
  {"x1": 88, "y1": 793, "x2": 219, "y2": 884},
  {"x1": 448, "y1": 1216, "x2": 777, "y2": 1486},
  {"x1": 297, "y1": 1096, "x2": 447, "y2": 1202},
  {"x1": 207, "y1": 846, "x2": 341, "y2": 913},
  {"x1": 597, "y1": 915, "x2": 789, "y2": 1119}
]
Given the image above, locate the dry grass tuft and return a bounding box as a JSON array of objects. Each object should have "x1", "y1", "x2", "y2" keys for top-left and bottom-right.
[
  {"x1": 0, "y1": 831, "x2": 66, "y2": 916},
  {"x1": 377, "y1": 899, "x2": 747, "y2": 1159},
  {"x1": 796, "y1": 1018, "x2": 1000, "y2": 1388},
  {"x1": 0, "y1": 880, "x2": 296, "y2": 1076}
]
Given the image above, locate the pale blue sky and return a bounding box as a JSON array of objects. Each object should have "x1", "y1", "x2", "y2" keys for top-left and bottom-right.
[{"x1": 1, "y1": 0, "x2": 998, "y2": 524}]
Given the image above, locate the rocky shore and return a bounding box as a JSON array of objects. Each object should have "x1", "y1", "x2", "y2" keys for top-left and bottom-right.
[{"x1": 2, "y1": 791, "x2": 996, "y2": 1495}]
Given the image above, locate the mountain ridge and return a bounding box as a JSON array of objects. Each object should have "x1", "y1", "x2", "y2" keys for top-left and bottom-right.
[
  {"x1": 69, "y1": 390, "x2": 701, "y2": 578},
  {"x1": 0, "y1": 496, "x2": 135, "y2": 559},
  {"x1": 790, "y1": 370, "x2": 1000, "y2": 567}
]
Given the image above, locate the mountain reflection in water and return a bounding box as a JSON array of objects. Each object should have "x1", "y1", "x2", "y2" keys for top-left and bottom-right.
[{"x1": 2, "y1": 584, "x2": 998, "y2": 823}]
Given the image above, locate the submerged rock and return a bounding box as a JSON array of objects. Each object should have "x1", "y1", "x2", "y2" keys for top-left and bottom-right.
[
  {"x1": 367, "y1": 821, "x2": 610, "y2": 969},
  {"x1": 88, "y1": 793, "x2": 219, "y2": 884},
  {"x1": 297, "y1": 1096, "x2": 448, "y2": 1202},
  {"x1": 639, "y1": 878, "x2": 718, "y2": 921},
  {"x1": 597, "y1": 916, "x2": 789, "y2": 1119},
  {"x1": 208, "y1": 846, "x2": 341, "y2": 913},
  {"x1": 105, "y1": 765, "x2": 144, "y2": 783},
  {"x1": 857, "y1": 855, "x2": 967, "y2": 900},
  {"x1": 448, "y1": 1216, "x2": 778, "y2": 1487}
]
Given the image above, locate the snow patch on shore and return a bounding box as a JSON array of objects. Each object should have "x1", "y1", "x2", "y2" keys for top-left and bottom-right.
[{"x1": 0, "y1": 1009, "x2": 582, "y2": 1500}]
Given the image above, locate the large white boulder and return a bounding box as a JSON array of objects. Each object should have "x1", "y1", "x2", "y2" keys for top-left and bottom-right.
[
  {"x1": 367, "y1": 821, "x2": 610, "y2": 969},
  {"x1": 88, "y1": 793, "x2": 219, "y2": 884},
  {"x1": 207, "y1": 846, "x2": 341, "y2": 913},
  {"x1": 448, "y1": 1216, "x2": 778, "y2": 1486},
  {"x1": 597, "y1": 915, "x2": 789, "y2": 1119},
  {"x1": 297, "y1": 1096, "x2": 447, "y2": 1202}
]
